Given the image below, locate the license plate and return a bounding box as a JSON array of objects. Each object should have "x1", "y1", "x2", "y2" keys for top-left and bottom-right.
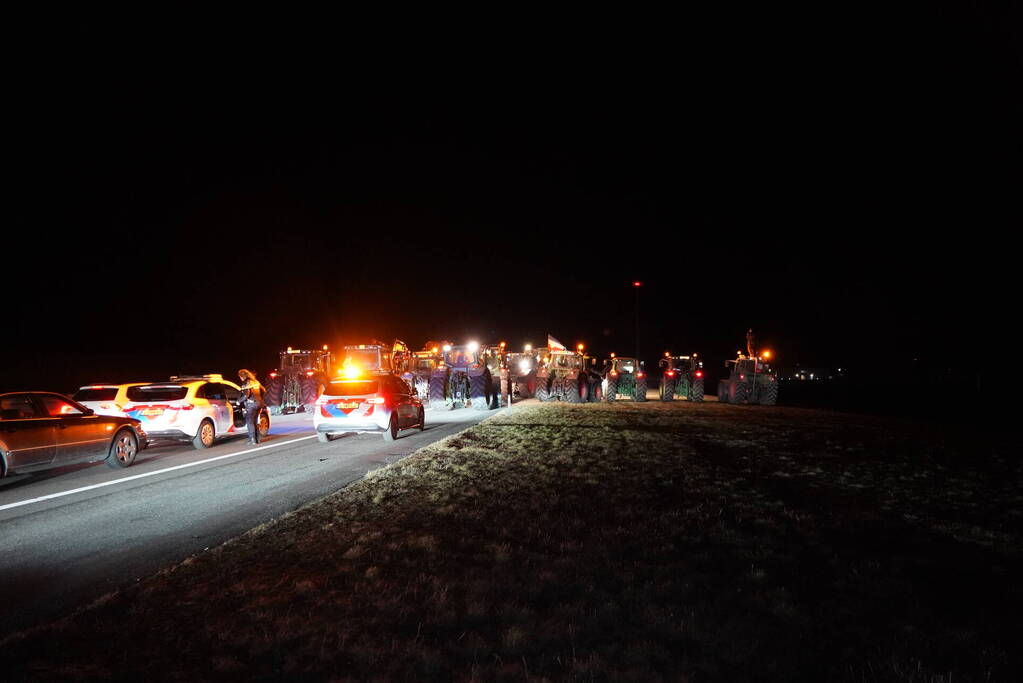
[
  {"x1": 339, "y1": 401, "x2": 361, "y2": 410},
  {"x1": 142, "y1": 408, "x2": 164, "y2": 416}
]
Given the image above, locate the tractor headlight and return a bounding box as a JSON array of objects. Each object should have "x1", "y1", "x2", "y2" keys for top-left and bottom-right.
[{"x1": 518, "y1": 360, "x2": 531, "y2": 373}]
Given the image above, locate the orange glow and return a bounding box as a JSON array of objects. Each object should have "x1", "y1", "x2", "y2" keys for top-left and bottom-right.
[
  {"x1": 577, "y1": 343, "x2": 585, "y2": 352},
  {"x1": 762, "y1": 350, "x2": 772, "y2": 359}
]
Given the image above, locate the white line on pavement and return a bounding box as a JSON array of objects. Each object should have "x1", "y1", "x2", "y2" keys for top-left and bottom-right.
[{"x1": 0, "y1": 435, "x2": 317, "y2": 513}]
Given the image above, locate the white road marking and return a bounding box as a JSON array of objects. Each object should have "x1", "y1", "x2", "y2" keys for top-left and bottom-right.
[{"x1": 0, "y1": 435, "x2": 317, "y2": 512}]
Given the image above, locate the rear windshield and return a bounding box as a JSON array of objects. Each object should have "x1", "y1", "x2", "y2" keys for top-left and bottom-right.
[
  {"x1": 127, "y1": 385, "x2": 188, "y2": 402},
  {"x1": 324, "y1": 380, "x2": 379, "y2": 396},
  {"x1": 73, "y1": 388, "x2": 119, "y2": 402}
]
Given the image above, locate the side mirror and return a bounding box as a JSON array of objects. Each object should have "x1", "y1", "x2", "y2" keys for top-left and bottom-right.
[{"x1": 82, "y1": 409, "x2": 95, "y2": 417}]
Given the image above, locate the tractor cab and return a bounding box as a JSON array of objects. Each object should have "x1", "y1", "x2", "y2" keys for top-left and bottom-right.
[
  {"x1": 442, "y1": 343, "x2": 484, "y2": 370},
  {"x1": 605, "y1": 356, "x2": 644, "y2": 377},
  {"x1": 339, "y1": 340, "x2": 411, "y2": 377},
  {"x1": 277, "y1": 347, "x2": 333, "y2": 377}
]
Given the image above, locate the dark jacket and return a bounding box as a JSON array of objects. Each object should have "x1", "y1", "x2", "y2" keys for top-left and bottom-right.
[{"x1": 239, "y1": 379, "x2": 265, "y2": 406}]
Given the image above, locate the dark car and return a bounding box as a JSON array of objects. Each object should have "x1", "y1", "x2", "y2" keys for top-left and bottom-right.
[{"x1": 0, "y1": 392, "x2": 147, "y2": 477}]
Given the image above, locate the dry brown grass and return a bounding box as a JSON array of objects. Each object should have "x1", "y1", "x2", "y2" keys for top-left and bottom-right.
[{"x1": 2, "y1": 401, "x2": 1021, "y2": 681}]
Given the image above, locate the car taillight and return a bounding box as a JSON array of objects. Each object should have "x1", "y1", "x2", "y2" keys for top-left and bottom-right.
[
  {"x1": 169, "y1": 403, "x2": 194, "y2": 410},
  {"x1": 740, "y1": 374, "x2": 745, "y2": 380},
  {"x1": 667, "y1": 371, "x2": 675, "y2": 377},
  {"x1": 306, "y1": 371, "x2": 315, "y2": 377},
  {"x1": 637, "y1": 372, "x2": 645, "y2": 378},
  {"x1": 695, "y1": 371, "x2": 703, "y2": 378},
  {"x1": 611, "y1": 371, "x2": 618, "y2": 377},
  {"x1": 269, "y1": 372, "x2": 278, "y2": 379}
]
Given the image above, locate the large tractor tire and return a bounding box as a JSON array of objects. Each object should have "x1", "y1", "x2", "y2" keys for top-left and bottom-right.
[
  {"x1": 429, "y1": 376, "x2": 448, "y2": 410},
  {"x1": 634, "y1": 377, "x2": 648, "y2": 402},
  {"x1": 605, "y1": 377, "x2": 618, "y2": 402},
  {"x1": 300, "y1": 376, "x2": 321, "y2": 414},
  {"x1": 587, "y1": 378, "x2": 602, "y2": 402},
  {"x1": 524, "y1": 376, "x2": 536, "y2": 398},
  {"x1": 732, "y1": 382, "x2": 749, "y2": 405},
  {"x1": 470, "y1": 374, "x2": 490, "y2": 411},
  {"x1": 690, "y1": 378, "x2": 705, "y2": 402},
  {"x1": 535, "y1": 377, "x2": 550, "y2": 402},
  {"x1": 264, "y1": 376, "x2": 284, "y2": 415},
  {"x1": 759, "y1": 380, "x2": 778, "y2": 406},
  {"x1": 660, "y1": 378, "x2": 675, "y2": 402},
  {"x1": 564, "y1": 375, "x2": 585, "y2": 403}
]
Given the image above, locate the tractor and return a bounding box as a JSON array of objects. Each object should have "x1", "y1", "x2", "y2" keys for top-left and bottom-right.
[
  {"x1": 264, "y1": 346, "x2": 334, "y2": 415},
  {"x1": 601, "y1": 354, "x2": 648, "y2": 402},
  {"x1": 658, "y1": 353, "x2": 705, "y2": 402},
  {"x1": 428, "y1": 341, "x2": 499, "y2": 411},
  {"x1": 401, "y1": 341, "x2": 446, "y2": 403},
  {"x1": 717, "y1": 330, "x2": 779, "y2": 405},
  {"x1": 495, "y1": 343, "x2": 539, "y2": 403},
  {"x1": 534, "y1": 346, "x2": 603, "y2": 403}
]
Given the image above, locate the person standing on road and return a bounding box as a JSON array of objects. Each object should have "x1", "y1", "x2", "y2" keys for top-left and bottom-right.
[{"x1": 237, "y1": 369, "x2": 265, "y2": 445}]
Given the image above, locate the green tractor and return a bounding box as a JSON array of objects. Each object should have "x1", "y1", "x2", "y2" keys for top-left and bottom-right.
[
  {"x1": 601, "y1": 354, "x2": 648, "y2": 402},
  {"x1": 717, "y1": 330, "x2": 778, "y2": 405},
  {"x1": 658, "y1": 353, "x2": 705, "y2": 402}
]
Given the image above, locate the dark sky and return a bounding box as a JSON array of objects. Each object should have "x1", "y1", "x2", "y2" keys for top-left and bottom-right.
[{"x1": 4, "y1": 6, "x2": 1020, "y2": 392}]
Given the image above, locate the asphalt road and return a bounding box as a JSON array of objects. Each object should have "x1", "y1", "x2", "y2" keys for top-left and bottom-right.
[{"x1": 0, "y1": 406, "x2": 498, "y2": 636}]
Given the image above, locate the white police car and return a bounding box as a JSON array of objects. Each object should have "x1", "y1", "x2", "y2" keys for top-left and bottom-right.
[
  {"x1": 314, "y1": 371, "x2": 424, "y2": 443},
  {"x1": 121, "y1": 374, "x2": 269, "y2": 449}
]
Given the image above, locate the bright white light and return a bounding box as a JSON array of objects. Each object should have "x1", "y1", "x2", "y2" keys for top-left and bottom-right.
[
  {"x1": 443, "y1": 344, "x2": 452, "y2": 352},
  {"x1": 518, "y1": 360, "x2": 531, "y2": 373},
  {"x1": 467, "y1": 341, "x2": 479, "y2": 352}
]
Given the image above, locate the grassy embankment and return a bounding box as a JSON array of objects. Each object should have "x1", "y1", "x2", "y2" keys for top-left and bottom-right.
[{"x1": 3, "y1": 400, "x2": 1021, "y2": 681}]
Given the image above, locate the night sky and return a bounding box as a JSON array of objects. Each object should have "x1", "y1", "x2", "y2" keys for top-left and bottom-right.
[{"x1": 5, "y1": 6, "x2": 1019, "y2": 394}]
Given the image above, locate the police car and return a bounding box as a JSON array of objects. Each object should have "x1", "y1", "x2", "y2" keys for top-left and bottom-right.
[
  {"x1": 121, "y1": 374, "x2": 270, "y2": 449},
  {"x1": 72, "y1": 383, "x2": 150, "y2": 417},
  {"x1": 314, "y1": 370, "x2": 424, "y2": 443}
]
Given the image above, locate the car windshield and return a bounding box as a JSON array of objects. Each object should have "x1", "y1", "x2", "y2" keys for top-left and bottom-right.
[
  {"x1": 73, "y1": 387, "x2": 119, "y2": 402},
  {"x1": 324, "y1": 380, "x2": 379, "y2": 397},
  {"x1": 127, "y1": 385, "x2": 188, "y2": 402},
  {"x1": 414, "y1": 358, "x2": 434, "y2": 370}
]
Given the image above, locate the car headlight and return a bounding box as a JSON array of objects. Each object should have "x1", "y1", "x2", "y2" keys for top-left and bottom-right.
[{"x1": 518, "y1": 361, "x2": 531, "y2": 373}]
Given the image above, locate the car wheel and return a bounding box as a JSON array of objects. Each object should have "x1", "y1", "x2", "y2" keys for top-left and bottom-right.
[
  {"x1": 383, "y1": 414, "x2": 399, "y2": 441},
  {"x1": 192, "y1": 419, "x2": 215, "y2": 450},
  {"x1": 257, "y1": 411, "x2": 270, "y2": 438},
  {"x1": 418, "y1": 408, "x2": 425, "y2": 431},
  {"x1": 106, "y1": 429, "x2": 138, "y2": 468},
  {"x1": 316, "y1": 432, "x2": 332, "y2": 443}
]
